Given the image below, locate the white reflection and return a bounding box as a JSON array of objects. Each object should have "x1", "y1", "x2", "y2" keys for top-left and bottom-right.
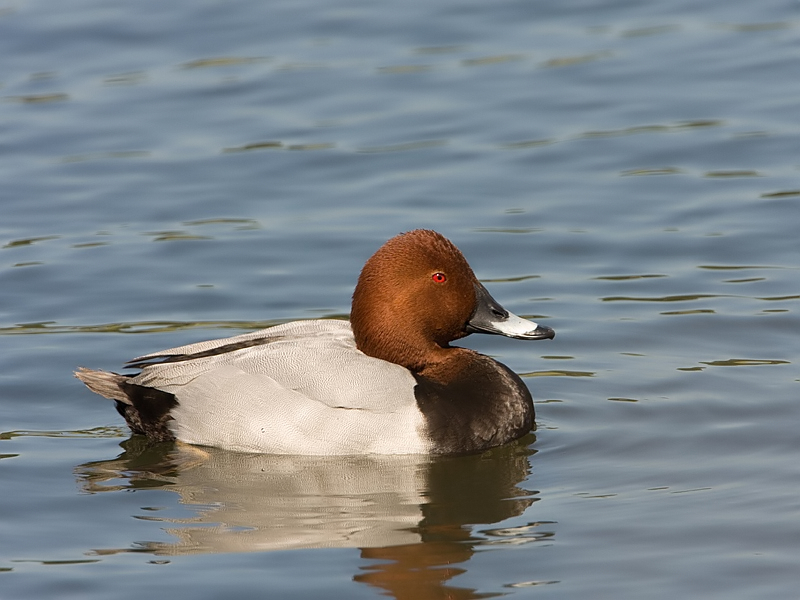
[{"x1": 77, "y1": 436, "x2": 540, "y2": 599}]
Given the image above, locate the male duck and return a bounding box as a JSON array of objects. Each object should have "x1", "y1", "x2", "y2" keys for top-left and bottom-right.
[{"x1": 76, "y1": 230, "x2": 555, "y2": 455}]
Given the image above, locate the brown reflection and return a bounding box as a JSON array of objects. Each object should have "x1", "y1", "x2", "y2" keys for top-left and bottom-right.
[
  {"x1": 520, "y1": 369, "x2": 595, "y2": 378},
  {"x1": 0, "y1": 318, "x2": 292, "y2": 335},
  {"x1": 592, "y1": 274, "x2": 666, "y2": 281},
  {"x1": 76, "y1": 436, "x2": 539, "y2": 598},
  {"x1": 583, "y1": 119, "x2": 722, "y2": 138},
  {"x1": 602, "y1": 293, "x2": 721, "y2": 302},
  {"x1": 761, "y1": 190, "x2": 800, "y2": 198},
  {"x1": 357, "y1": 537, "x2": 480, "y2": 600},
  {"x1": 6, "y1": 93, "x2": 69, "y2": 103},
  {"x1": 180, "y1": 56, "x2": 267, "y2": 69},
  {"x1": 354, "y1": 450, "x2": 536, "y2": 599},
  {"x1": 700, "y1": 358, "x2": 790, "y2": 367}
]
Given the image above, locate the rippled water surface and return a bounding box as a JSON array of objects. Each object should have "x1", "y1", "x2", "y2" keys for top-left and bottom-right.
[{"x1": 1, "y1": 0, "x2": 799, "y2": 598}]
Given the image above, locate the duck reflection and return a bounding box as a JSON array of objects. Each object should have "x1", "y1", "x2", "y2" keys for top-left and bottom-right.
[{"x1": 76, "y1": 435, "x2": 541, "y2": 599}]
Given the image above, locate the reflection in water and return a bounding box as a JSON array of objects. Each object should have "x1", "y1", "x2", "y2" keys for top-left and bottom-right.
[{"x1": 76, "y1": 436, "x2": 541, "y2": 599}]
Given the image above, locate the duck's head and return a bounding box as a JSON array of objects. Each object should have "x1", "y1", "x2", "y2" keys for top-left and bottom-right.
[{"x1": 351, "y1": 230, "x2": 554, "y2": 371}]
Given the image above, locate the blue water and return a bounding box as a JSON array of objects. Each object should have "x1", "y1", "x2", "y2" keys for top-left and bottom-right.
[{"x1": 2, "y1": 0, "x2": 799, "y2": 598}]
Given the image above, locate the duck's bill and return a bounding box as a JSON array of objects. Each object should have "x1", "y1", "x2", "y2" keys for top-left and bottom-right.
[
  {"x1": 478, "y1": 312, "x2": 556, "y2": 340},
  {"x1": 469, "y1": 311, "x2": 556, "y2": 340},
  {"x1": 466, "y1": 283, "x2": 555, "y2": 341}
]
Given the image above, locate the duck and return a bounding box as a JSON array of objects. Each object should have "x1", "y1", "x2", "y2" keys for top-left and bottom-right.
[{"x1": 76, "y1": 229, "x2": 555, "y2": 455}]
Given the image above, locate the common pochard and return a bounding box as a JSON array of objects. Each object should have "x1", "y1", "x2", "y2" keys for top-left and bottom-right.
[{"x1": 76, "y1": 230, "x2": 555, "y2": 455}]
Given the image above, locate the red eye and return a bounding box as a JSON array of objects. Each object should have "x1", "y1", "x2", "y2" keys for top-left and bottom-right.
[{"x1": 432, "y1": 272, "x2": 447, "y2": 283}]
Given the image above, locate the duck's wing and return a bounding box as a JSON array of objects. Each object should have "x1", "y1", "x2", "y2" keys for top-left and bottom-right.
[
  {"x1": 128, "y1": 319, "x2": 417, "y2": 414},
  {"x1": 126, "y1": 320, "x2": 350, "y2": 368}
]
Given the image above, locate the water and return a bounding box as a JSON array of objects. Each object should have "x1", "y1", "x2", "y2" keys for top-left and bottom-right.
[{"x1": 1, "y1": 0, "x2": 799, "y2": 597}]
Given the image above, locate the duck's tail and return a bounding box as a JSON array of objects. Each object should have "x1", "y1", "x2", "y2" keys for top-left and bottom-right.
[
  {"x1": 74, "y1": 367, "x2": 132, "y2": 404},
  {"x1": 75, "y1": 367, "x2": 177, "y2": 442}
]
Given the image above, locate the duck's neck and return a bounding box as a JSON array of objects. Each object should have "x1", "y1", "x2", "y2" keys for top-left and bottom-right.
[{"x1": 354, "y1": 321, "x2": 453, "y2": 374}]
